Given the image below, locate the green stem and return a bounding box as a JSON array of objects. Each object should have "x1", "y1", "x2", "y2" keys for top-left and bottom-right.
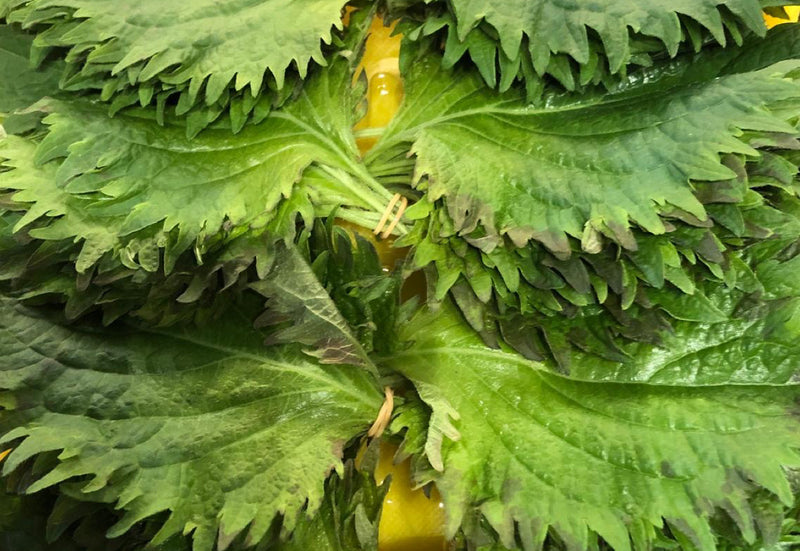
[
  {"x1": 317, "y1": 164, "x2": 409, "y2": 235},
  {"x1": 348, "y1": 164, "x2": 411, "y2": 234},
  {"x1": 353, "y1": 127, "x2": 387, "y2": 139},
  {"x1": 318, "y1": 165, "x2": 388, "y2": 211},
  {"x1": 367, "y1": 160, "x2": 416, "y2": 177},
  {"x1": 375, "y1": 176, "x2": 417, "y2": 186}
]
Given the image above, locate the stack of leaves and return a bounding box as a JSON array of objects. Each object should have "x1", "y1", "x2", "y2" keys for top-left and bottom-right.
[
  {"x1": 2, "y1": 2, "x2": 800, "y2": 551},
  {"x1": 383, "y1": 0, "x2": 793, "y2": 98},
  {"x1": 0, "y1": 0, "x2": 362, "y2": 136},
  {"x1": 365, "y1": 25, "x2": 800, "y2": 365},
  {"x1": 0, "y1": 13, "x2": 408, "y2": 325}
]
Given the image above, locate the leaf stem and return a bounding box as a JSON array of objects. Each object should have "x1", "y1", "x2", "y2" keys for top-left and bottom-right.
[{"x1": 325, "y1": 162, "x2": 410, "y2": 235}]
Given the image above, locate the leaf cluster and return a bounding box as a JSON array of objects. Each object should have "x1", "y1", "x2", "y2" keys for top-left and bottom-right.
[
  {"x1": 1, "y1": 3, "x2": 800, "y2": 551},
  {"x1": 0, "y1": 0, "x2": 360, "y2": 136},
  {"x1": 384, "y1": 0, "x2": 782, "y2": 98},
  {"x1": 358, "y1": 24, "x2": 800, "y2": 363},
  {"x1": 0, "y1": 19, "x2": 405, "y2": 325}
]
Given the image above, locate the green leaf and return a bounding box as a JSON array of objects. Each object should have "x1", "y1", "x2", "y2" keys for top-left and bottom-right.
[
  {"x1": 398, "y1": 186, "x2": 800, "y2": 366},
  {"x1": 0, "y1": 203, "x2": 278, "y2": 326},
  {"x1": 453, "y1": 0, "x2": 766, "y2": 59},
  {"x1": 0, "y1": 23, "x2": 63, "y2": 134},
  {"x1": 0, "y1": 23, "x2": 61, "y2": 114},
  {"x1": 545, "y1": 278, "x2": 800, "y2": 384},
  {"x1": 306, "y1": 221, "x2": 403, "y2": 357},
  {"x1": 0, "y1": 164, "x2": 399, "y2": 329},
  {"x1": 371, "y1": 27, "x2": 800, "y2": 256},
  {"x1": 0, "y1": 51, "x2": 398, "y2": 277},
  {"x1": 252, "y1": 242, "x2": 381, "y2": 375},
  {"x1": 0, "y1": 298, "x2": 383, "y2": 551},
  {"x1": 0, "y1": 486, "x2": 192, "y2": 551},
  {"x1": 274, "y1": 461, "x2": 386, "y2": 551},
  {"x1": 383, "y1": 302, "x2": 800, "y2": 551},
  {"x1": 385, "y1": 27, "x2": 800, "y2": 365},
  {"x1": 251, "y1": 218, "x2": 404, "y2": 374},
  {"x1": 0, "y1": 490, "x2": 81, "y2": 551}
]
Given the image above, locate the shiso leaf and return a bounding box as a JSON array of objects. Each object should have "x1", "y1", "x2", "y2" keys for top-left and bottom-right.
[
  {"x1": 0, "y1": 490, "x2": 83, "y2": 551},
  {"x1": 252, "y1": 241, "x2": 380, "y2": 375},
  {"x1": 0, "y1": 487, "x2": 194, "y2": 550},
  {"x1": 2, "y1": 6, "x2": 800, "y2": 551},
  {"x1": 380, "y1": 26, "x2": 800, "y2": 364},
  {"x1": 383, "y1": 296, "x2": 800, "y2": 551},
  {"x1": 273, "y1": 461, "x2": 387, "y2": 551},
  {"x1": 0, "y1": 23, "x2": 61, "y2": 114},
  {"x1": 399, "y1": 187, "x2": 800, "y2": 367},
  {"x1": 0, "y1": 22, "x2": 63, "y2": 134},
  {"x1": 0, "y1": 298, "x2": 383, "y2": 551}
]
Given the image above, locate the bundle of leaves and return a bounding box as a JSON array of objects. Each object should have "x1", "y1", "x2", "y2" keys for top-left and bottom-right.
[
  {"x1": 383, "y1": 0, "x2": 795, "y2": 98},
  {"x1": 364, "y1": 25, "x2": 800, "y2": 365},
  {"x1": 2, "y1": 2, "x2": 800, "y2": 551},
  {"x1": 0, "y1": 0, "x2": 362, "y2": 136},
  {"x1": 0, "y1": 13, "x2": 407, "y2": 324}
]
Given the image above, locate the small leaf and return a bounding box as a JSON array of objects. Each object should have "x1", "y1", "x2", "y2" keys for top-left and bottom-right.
[{"x1": 252, "y1": 242, "x2": 380, "y2": 375}]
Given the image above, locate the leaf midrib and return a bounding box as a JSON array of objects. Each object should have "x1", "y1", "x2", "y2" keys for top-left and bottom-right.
[{"x1": 145, "y1": 327, "x2": 377, "y2": 407}]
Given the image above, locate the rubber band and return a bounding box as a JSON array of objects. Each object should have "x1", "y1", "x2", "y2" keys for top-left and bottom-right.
[
  {"x1": 373, "y1": 193, "x2": 401, "y2": 236},
  {"x1": 374, "y1": 193, "x2": 405, "y2": 238},
  {"x1": 381, "y1": 196, "x2": 408, "y2": 239},
  {"x1": 367, "y1": 387, "x2": 394, "y2": 438}
]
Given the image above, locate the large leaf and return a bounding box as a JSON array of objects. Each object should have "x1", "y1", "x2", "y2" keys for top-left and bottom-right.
[
  {"x1": 0, "y1": 490, "x2": 82, "y2": 551},
  {"x1": 252, "y1": 218, "x2": 404, "y2": 366},
  {"x1": 0, "y1": 199, "x2": 281, "y2": 326},
  {"x1": 0, "y1": 23, "x2": 63, "y2": 134},
  {"x1": 0, "y1": 488, "x2": 193, "y2": 551},
  {"x1": 382, "y1": 301, "x2": 800, "y2": 551},
  {"x1": 436, "y1": 0, "x2": 767, "y2": 62},
  {"x1": 400, "y1": 189, "x2": 800, "y2": 366},
  {"x1": 0, "y1": 49, "x2": 399, "y2": 277},
  {"x1": 0, "y1": 298, "x2": 383, "y2": 551},
  {"x1": 305, "y1": 221, "x2": 403, "y2": 358},
  {"x1": 370, "y1": 26, "x2": 800, "y2": 257},
  {"x1": 559, "y1": 283, "x2": 800, "y2": 384}
]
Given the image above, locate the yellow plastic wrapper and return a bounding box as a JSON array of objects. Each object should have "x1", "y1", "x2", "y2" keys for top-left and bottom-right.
[
  {"x1": 354, "y1": 15, "x2": 448, "y2": 551},
  {"x1": 354, "y1": 16, "x2": 403, "y2": 154},
  {"x1": 375, "y1": 445, "x2": 447, "y2": 551},
  {"x1": 765, "y1": 6, "x2": 800, "y2": 27}
]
